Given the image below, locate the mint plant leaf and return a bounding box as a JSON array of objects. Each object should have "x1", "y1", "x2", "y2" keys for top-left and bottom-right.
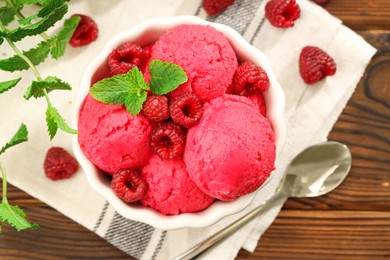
[
  {"x1": 7, "y1": 4, "x2": 67, "y2": 42},
  {"x1": 0, "y1": 39, "x2": 52, "y2": 72},
  {"x1": 149, "y1": 59, "x2": 187, "y2": 95},
  {"x1": 51, "y1": 15, "x2": 80, "y2": 59},
  {"x1": 24, "y1": 76, "x2": 71, "y2": 99},
  {"x1": 17, "y1": 14, "x2": 39, "y2": 25},
  {"x1": 0, "y1": 78, "x2": 21, "y2": 94},
  {"x1": 0, "y1": 203, "x2": 39, "y2": 231},
  {"x1": 14, "y1": 0, "x2": 43, "y2": 7},
  {"x1": 125, "y1": 90, "x2": 147, "y2": 116},
  {"x1": 0, "y1": 123, "x2": 28, "y2": 156},
  {"x1": 37, "y1": 0, "x2": 67, "y2": 18},
  {"x1": 127, "y1": 66, "x2": 150, "y2": 91},
  {"x1": 46, "y1": 105, "x2": 77, "y2": 140},
  {"x1": 0, "y1": 7, "x2": 16, "y2": 26},
  {"x1": 90, "y1": 67, "x2": 150, "y2": 116},
  {"x1": 90, "y1": 74, "x2": 132, "y2": 105},
  {"x1": 45, "y1": 107, "x2": 58, "y2": 139}
]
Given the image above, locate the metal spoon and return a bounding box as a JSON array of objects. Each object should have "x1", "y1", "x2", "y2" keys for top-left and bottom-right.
[{"x1": 173, "y1": 141, "x2": 352, "y2": 260}]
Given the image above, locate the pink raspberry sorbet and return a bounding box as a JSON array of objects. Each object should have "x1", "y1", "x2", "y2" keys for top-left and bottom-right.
[
  {"x1": 184, "y1": 94, "x2": 276, "y2": 201},
  {"x1": 141, "y1": 155, "x2": 214, "y2": 215},
  {"x1": 78, "y1": 94, "x2": 154, "y2": 174},
  {"x1": 147, "y1": 24, "x2": 238, "y2": 103}
]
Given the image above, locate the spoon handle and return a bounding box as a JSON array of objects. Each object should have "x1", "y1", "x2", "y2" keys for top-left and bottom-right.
[{"x1": 172, "y1": 192, "x2": 287, "y2": 260}]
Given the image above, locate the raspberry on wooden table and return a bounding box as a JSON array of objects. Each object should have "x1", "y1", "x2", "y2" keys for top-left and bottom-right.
[
  {"x1": 107, "y1": 42, "x2": 147, "y2": 76},
  {"x1": 69, "y1": 14, "x2": 98, "y2": 47},
  {"x1": 44, "y1": 147, "x2": 79, "y2": 181},
  {"x1": 203, "y1": 0, "x2": 235, "y2": 16},
  {"x1": 170, "y1": 92, "x2": 203, "y2": 128},
  {"x1": 111, "y1": 170, "x2": 147, "y2": 203},
  {"x1": 150, "y1": 121, "x2": 186, "y2": 160},
  {"x1": 265, "y1": 0, "x2": 301, "y2": 28},
  {"x1": 142, "y1": 95, "x2": 170, "y2": 122},
  {"x1": 299, "y1": 46, "x2": 337, "y2": 84}
]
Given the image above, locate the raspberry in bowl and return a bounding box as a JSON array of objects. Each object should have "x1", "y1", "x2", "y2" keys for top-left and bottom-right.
[{"x1": 71, "y1": 15, "x2": 286, "y2": 230}]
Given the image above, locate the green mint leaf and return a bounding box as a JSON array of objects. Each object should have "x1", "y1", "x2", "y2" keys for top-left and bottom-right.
[
  {"x1": 0, "y1": 203, "x2": 39, "y2": 231},
  {"x1": 149, "y1": 59, "x2": 187, "y2": 95},
  {"x1": 125, "y1": 89, "x2": 147, "y2": 116},
  {"x1": 45, "y1": 106, "x2": 58, "y2": 139},
  {"x1": 90, "y1": 67, "x2": 150, "y2": 116},
  {"x1": 24, "y1": 76, "x2": 71, "y2": 100},
  {"x1": 46, "y1": 105, "x2": 77, "y2": 140},
  {"x1": 17, "y1": 13, "x2": 39, "y2": 25},
  {"x1": 0, "y1": 78, "x2": 21, "y2": 94},
  {"x1": 0, "y1": 123, "x2": 28, "y2": 156},
  {"x1": 0, "y1": 7, "x2": 16, "y2": 26},
  {"x1": 14, "y1": 0, "x2": 43, "y2": 6},
  {"x1": 124, "y1": 67, "x2": 149, "y2": 114},
  {"x1": 127, "y1": 66, "x2": 150, "y2": 91},
  {"x1": 90, "y1": 74, "x2": 131, "y2": 105},
  {"x1": 0, "y1": 39, "x2": 52, "y2": 72},
  {"x1": 7, "y1": 3, "x2": 67, "y2": 42},
  {"x1": 51, "y1": 15, "x2": 80, "y2": 59},
  {"x1": 37, "y1": 0, "x2": 67, "y2": 18}
]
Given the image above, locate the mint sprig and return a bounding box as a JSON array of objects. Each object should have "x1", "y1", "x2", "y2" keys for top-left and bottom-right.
[
  {"x1": 7, "y1": 3, "x2": 68, "y2": 42},
  {"x1": 0, "y1": 124, "x2": 39, "y2": 232},
  {"x1": 0, "y1": 0, "x2": 80, "y2": 235},
  {"x1": 0, "y1": 0, "x2": 79, "y2": 139},
  {"x1": 90, "y1": 60, "x2": 188, "y2": 116}
]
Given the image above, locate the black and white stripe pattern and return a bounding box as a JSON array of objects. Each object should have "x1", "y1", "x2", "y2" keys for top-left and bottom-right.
[
  {"x1": 104, "y1": 212, "x2": 155, "y2": 259},
  {"x1": 93, "y1": 201, "x2": 109, "y2": 232},
  {"x1": 95, "y1": 1, "x2": 268, "y2": 259}
]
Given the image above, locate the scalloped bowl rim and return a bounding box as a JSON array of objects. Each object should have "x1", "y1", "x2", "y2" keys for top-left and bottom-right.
[{"x1": 71, "y1": 15, "x2": 286, "y2": 230}]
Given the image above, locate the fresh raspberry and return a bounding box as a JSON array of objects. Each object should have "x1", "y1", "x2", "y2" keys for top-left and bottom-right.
[
  {"x1": 265, "y1": 0, "x2": 301, "y2": 28},
  {"x1": 299, "y1": 46, "x2": 337, "y2": 84},
  {"x1": 150, "y1": 121, "x2": 186, "y2": 160},
  {"x1": 230, "y1": 61, "x2": 269, "y2": 95},
  {"x1": 203, "y1": 0, "x2": 235, "y2": 15},
  {"x1": 107, "y1": 42, "x2": 147, "y2": 76},
  {"x1": 69, "y1": 14, "x2": 98, "y2": 47},
  {"x1": 170, "y1": 92, "x2": 203, "y2": 128},
  {"x1": 44, "y1": 147, "x2": 79, "y2": 181},
  {"x1": 142, "y1": 95, "x2": 170, "y2": 122},
  {"x1": 111, "y1": 169, "x2": 147, "y2": 203}
]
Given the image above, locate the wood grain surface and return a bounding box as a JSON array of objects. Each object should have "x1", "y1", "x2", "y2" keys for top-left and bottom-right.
[{"x1": 1, "y1": 0, "x2": 390, "y2": 259}]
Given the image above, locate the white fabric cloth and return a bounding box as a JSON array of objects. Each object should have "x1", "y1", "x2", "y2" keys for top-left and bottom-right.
[{"x1": 0, "y1": 0, "x2": 375, "y2": 259}]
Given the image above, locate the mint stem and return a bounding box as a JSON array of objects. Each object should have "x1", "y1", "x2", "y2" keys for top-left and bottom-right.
[
  {"x1": 0, "y1": 163, "x2": 8, "y2": 204},
  {"x1": 43, "y1": 89, "x2": 52, "y2": 107},
  {"x1": 0, "y1": 20, "x2": 43, "y2": 80}
]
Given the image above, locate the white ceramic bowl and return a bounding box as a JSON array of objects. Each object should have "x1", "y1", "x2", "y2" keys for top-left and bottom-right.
[{"x1": 71, "y1": 15, "x2": 286, "y2": 230}]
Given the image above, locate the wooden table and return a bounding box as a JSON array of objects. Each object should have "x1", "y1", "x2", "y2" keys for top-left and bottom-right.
[{"x1": 2, "y1": 1, "x2": 389, "y2": 259}]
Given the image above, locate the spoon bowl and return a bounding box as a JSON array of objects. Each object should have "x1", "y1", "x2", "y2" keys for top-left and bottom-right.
[
  {"x1": 174, "y1": 141, "x2": 352, "y2": 260},
  {"x1": 279, "y1": 141, "x2": 352, "y2": 197}
]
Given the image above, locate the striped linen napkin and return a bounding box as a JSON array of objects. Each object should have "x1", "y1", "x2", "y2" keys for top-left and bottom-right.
[{"x1": 0, "y1": 0, "x2": 375, "y2": 259}]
